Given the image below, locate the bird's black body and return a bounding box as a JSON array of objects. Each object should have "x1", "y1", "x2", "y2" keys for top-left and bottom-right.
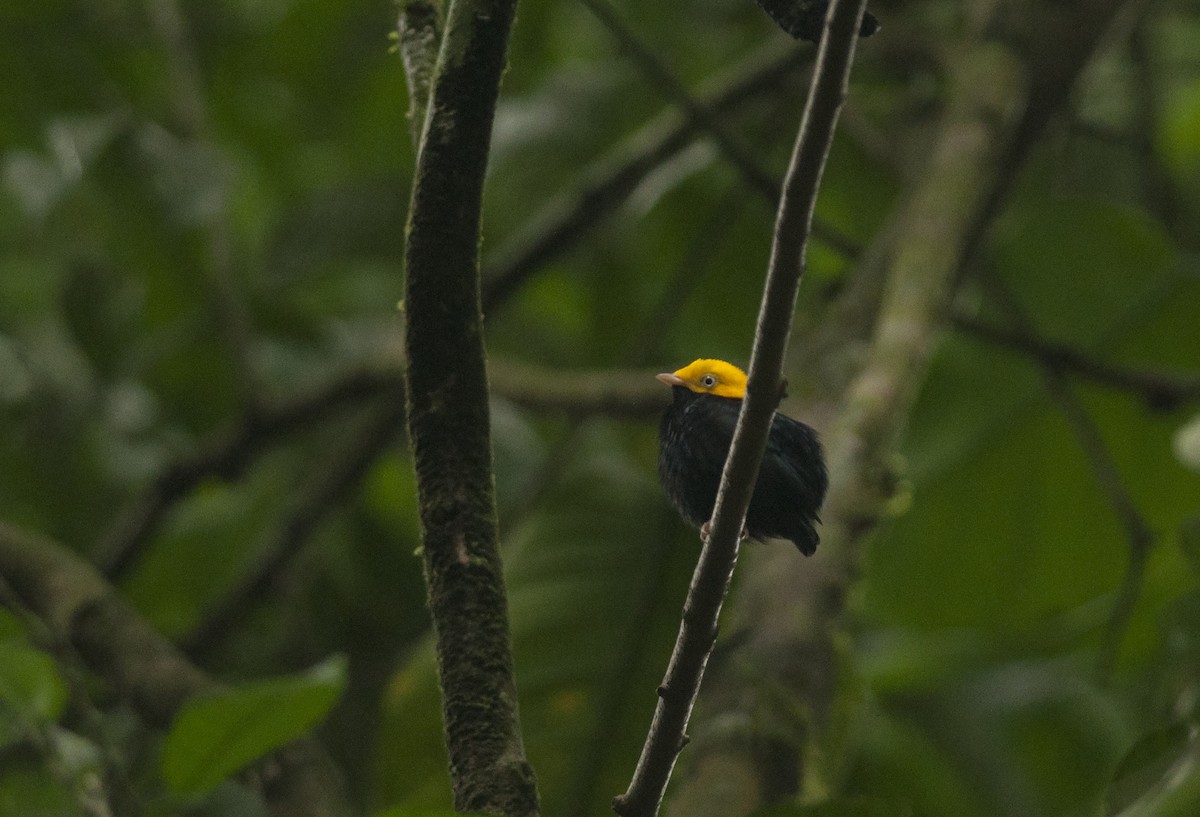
[{"x1": 658, "y1": 385, "x2": 828, "y2": 555}]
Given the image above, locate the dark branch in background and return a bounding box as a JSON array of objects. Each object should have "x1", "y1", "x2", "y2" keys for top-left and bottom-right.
[
  {"x1": 480, "y1": 42, "x2": 808, "y2": 312},
  {"x1": 0, "y1": 523, "x2": 351, "y2": 817},
  {"x1": 396, "y1": 0, "x2": 444, "y2": 148},
  {"x1": 400, "y1": 0, "x2": 539, "y2": 812},
  {"x1": 612, "y1": 2, "x2": 867, "y2": 815},
  {"x1": 145, "y1": 0, "x2": 260, "y2": 406},
  {"x1": 954, "y1": 0, "x2": 1139, "y2": 281},
  {"x1": 578, "y1": 0, "x2": 861, "y2": 260},
  {"x1": 576, "y1": 0, "x2": 781, "y2": 208},
  {"x1": 1127, "y1": 6, "x2": 1185, "y2": 240},
  {"x1": 976, "y1": 277, "x2": 1157, "y2": 680},
  {"x1": 953, "y1": 313, "x2": 1200, "y2": 410},
  {"x1": 94, "y1": 366, "x2": 400, "y2": 578},
  {"x1": 181, "y1": 396, "x2": 407, "y2": 660}
]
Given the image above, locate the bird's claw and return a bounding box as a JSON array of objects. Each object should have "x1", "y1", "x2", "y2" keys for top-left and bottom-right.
[{"x1": 699, "y1": 520, "x2": 749, "y2": 543}]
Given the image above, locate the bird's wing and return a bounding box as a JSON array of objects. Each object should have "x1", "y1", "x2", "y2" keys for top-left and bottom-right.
[{"x1": 764, "y1": 414, "x2": 827, "y2": 506}]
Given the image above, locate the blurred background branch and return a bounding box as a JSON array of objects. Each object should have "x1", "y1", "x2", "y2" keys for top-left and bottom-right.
[
  {"x1": 93, "y1": 365, "x2": 402, "y2": 578},
  {"x1": 953, "y1": 313, "x2": 1200, "y2": 410},
  {"x1": 481, "y1": 40, "x2": 810, "y2": 311},
  {"x1": 180, "y1": 396, "x2": 406, "y2": 661}
]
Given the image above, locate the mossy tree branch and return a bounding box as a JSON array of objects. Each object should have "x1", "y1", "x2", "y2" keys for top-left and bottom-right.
[
  {"x1": 0, "y1": 522, "x2": 350, "y2": 817},
  {"x1": 94, "y1": 365, "x2": 399, "y2": 578},
  {"x1": 399, "y1": 0, "x2": 538, "y2": 813},
  {"x1": 612, "y1": 3, "x2": 868, "y2": 816}
]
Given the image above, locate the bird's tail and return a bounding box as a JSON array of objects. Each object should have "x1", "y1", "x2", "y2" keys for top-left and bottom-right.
[{"x1": 791, "y1": 520, "x2": 820, "y2": 557}]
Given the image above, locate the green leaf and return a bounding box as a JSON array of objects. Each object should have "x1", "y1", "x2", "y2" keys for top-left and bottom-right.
[
  {"x1": 0, "y1": 642, "x2": 68, "y2": 744},
  {"x1": 1180, "y1": 516, "x2": 1200, "y2": 578},
  {"x1": 1112, "y1": 757, "x2": 1200, "y2": 817},
  {"x1": 161, "y1": 655, "x2": 347, "y2": 796},
  {"x1": 752, "y1": 797, "x2": 914, "y2": 817},
  {"x1": 992, "y1": 196, "x2": 1175, "y2": 341},
  {"x1": 1160, "y1": 79, "x2": 1200, "y2": 177},
  {"x1": 0, "y1": 610, "x2": 27, "y2": 643},
  {"x1": 848, "y1": 706, "x2": 988, "y2": 817}
]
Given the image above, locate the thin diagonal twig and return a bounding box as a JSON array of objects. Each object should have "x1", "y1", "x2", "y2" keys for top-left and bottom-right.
[
  {"x1": 953, "y1": 312, "x2": 1200, "y2": 410},
  {"x1": 578, "y1": 0, "x2": 860, "y2": 258},
  {"x1": 481, "y1": 42, "x2": 807, "y2": 311},
  {"x1": 180, "y1": 398, "x2": 405, "y2": 660},
  {"x1": 578, "y1": 0, "x2": 786, "y2": 205},
  {"x1": 612, "y1": 3, "x2": 868, "y2": 815},
  {"x1": 95, "y1": 366, "x2": 401, "y2": 577}
]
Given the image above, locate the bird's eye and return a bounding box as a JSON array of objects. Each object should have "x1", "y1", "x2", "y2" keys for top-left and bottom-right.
[{"x1": 701, "y1": 374, "x2": 717, "y2": 388}]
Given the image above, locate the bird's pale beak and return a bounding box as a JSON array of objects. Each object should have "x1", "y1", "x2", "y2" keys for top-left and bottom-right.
[{"x1": 656, "y1": 372, "x2": 685, "y2": 387}]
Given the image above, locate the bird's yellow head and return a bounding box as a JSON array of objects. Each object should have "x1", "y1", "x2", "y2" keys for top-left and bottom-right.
[{"x1": 656, "y1": 359, "x2": 747, "y2": 399}]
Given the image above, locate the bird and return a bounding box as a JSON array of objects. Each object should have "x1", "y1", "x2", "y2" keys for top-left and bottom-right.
[{"x1": 656, "y1": 358, "x2": 828, "y2": 555}]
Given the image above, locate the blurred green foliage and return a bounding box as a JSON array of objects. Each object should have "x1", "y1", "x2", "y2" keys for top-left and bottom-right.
[
  {"x1": 1, "y1": 1, "x2": 1199, "y2": 816},
  {"x1": 161, "y1": 655, "x2": 347, "y2": 796}
]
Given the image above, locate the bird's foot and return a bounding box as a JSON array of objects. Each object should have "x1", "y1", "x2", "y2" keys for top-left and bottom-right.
[{"x1": 699, "y1": 520, "x2": 749, "y2": 543}]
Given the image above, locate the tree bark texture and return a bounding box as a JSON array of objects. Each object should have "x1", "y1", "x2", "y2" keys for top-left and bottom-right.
[{"x1": 401, "y1": 0, "x2": 539, "y2": 813}]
